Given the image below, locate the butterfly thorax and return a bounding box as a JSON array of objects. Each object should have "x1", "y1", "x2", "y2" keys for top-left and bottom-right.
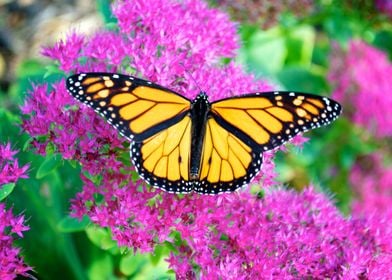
[{"x1": 190, "y1": 92, "x2": 210, "y2": 179}]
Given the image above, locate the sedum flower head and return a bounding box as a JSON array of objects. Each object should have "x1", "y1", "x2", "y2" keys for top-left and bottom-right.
[
  {"x1": 376, "y1": 0, "x2": 392, "y2": 17},
  {"x1": 0, "y1": 143, "x2": 29, "y2": 187},
  {"x1": 0, "y1": 143, "x2": 31, "y2": 279},
  {"x1": 329, "y1": 40, "x2": 392, "y2": 138},
  {"x1": 349, "y1": 153, "x2": 392, "y2": 278},
  {"x1": 351, "y1": 153, "x2": 392, "y2": 218},
  {"x1": 216, "y1": 0, "x2": 314, "y2": 29},
  {"x1": 165, "y1": 187, "x2": 391, "y2": 278},
  {"x1": 0, "y1": 204, "x2": 31, "y2": 280}
]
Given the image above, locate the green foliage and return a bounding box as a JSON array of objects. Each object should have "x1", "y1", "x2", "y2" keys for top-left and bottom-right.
[
  {"x1": 36, "y1": 154, "x2": 63, "y2": 179},
  {"x1": 0, "y1": 183, "x2": 16, "y2": 201},
  {"x1": 58, "y1": 215, "x2": 91, "y2": 233},
  {"x1": 86, "y1": 226, "x2": 118, "y2": 251}
]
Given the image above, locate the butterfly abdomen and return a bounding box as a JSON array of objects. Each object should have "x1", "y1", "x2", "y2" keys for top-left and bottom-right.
[{"x1": 189, "y1": 93, "x2": 210, "y2": 179}]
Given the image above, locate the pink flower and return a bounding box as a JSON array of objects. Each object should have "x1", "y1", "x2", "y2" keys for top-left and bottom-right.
[
  {"x1": 41, "y1": 32, "x2": 85, "y2": 72},
  {"x1": 0, "y1": 204, "x2": 31, "y2": 280},
  {"x1": 0, "y1": 144, "x2": 31, "y2": 279},
  {"x1": 112, "y1": 0, "x2": 238, "y2": 62},
  {"x1": 376, "y1": 0, "x2": 392, "y2": 17},
  {"x1": 348, "y1": 153, "x2": 392, "y2": 277},
  {"x1": 216, "y1": 0, "x2": 314, "y2": 29},
  {"x1": 0, "y1": 143, "x2": 18, "y2": 161},
  {"x1": 351, "y1": 153, "x2": 392, "y2": 217},
  {"x1": 0, "y1": 143, "x2": 29, "y2": 186},
  {"x1": 162, "y1": 187, "x2": 390, "y2": 278},
  {"x1": 329, "y1": 40, "x2": 392, "y2": 138}
]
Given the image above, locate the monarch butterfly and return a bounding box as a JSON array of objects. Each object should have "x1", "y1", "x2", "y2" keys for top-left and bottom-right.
[{"x1": 66, "y1": 73, "x2": 341, "y2": 194}]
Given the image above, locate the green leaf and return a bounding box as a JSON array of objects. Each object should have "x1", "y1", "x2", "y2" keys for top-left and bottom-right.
[
  {"x1": 131, "y1": 170, "x2": 140, "y2": 182},
  {"x1": 0, "y1": 183, "x2": 16, "y2": 201},
  {"x1": 87, "y1": 254, "x2": 114, "y2": 280},
  {"x1": 238, "y1": 24, "x2": 259, "y2": 45},
  {"x1": 57, "y1": 215, "x2": 90, "y2": 233},
  {"x1": 68, "y1": 159, "x2": 79, "y2": 169},
  {"x1": 44, "y1": 64, "x2": 63, "y2": 78},
  {"x1": 16, "y1": 59, "x2": 47, "y2": 78},
  {"x1": 93, "y1": 192, "x2": 105, "y2": 205},
  {"x1": 374, "y1": 29, "x2": 392, "y2": 59},
  {"x1": 285, "y1": 25, "x2": 315, "y2": 65},
  {"x1": 120, "y1": 251, "x2": 174, "y2": 279},
  {"x1": 36, "y1": 154, "x2": 62, "y2": 179},
  {"x1": 324, "y1": 11, "x2": 355, "y2": 44},
  {"x1": 147, "y1": 193, "x2": 163, "y2": 207},
  {"x1": 238, "y1": 27, "x2": 287, "y2": 75},
  {"x1": 97, "y1": 0, "x2": 117, "y2": 24},
  {"x1": 0, "y1": 109, "x2": 22, "y2": 137},
  {"x1": 45, "y1": 141, "x2": 56, "y2": 155},
  {"x1": 276, "y1": 66, "x2": 328, "y2": 93},
  {"x1": 150, "y1": 244, "x2": 170, "y2": 266},
  {"x1": 339, "y1": 147, "x2": 357, "y2": 170},
  {"x1": 83, "y1": 171, "x2": 103, "y2": 186},
  {"x1": 22, "y1": 137, "x2": 33, "y2": 152},
  {"x1": 120, "y1": 253, "x2": 148, "y2": 276},
  {"x1": 86, "y1": 226, "x2": 117, "y2": 250}
]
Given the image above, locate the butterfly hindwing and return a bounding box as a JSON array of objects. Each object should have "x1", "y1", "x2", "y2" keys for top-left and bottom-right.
[
  {"x1": 130, "y1": 115, "x2": 193, "y2": 193},
  {"x1": 66, "y1": 73, "x2": 191, "y2": 141},
  {"x1": 195, "y1": 118, "x2": 263, "y2": 194},
  {"x1": 211, "y1": 91, "x2": 342, "y2": 152}
]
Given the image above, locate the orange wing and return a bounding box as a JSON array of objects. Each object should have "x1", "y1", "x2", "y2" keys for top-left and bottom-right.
[
  {"x1": 211, "y1": 92, "x2": 342, "y2": 152},
  {"x1": 130, "y1": 116, "x2": 193, "y2": 193},
  {"x1": 66, "y1": 73, "x2": 191, "y2": 141},
  {"x1": 67, "y1": 74, "x2": 342, "y2": 195},
  {"x1": 195, "y1": 118, "x2": 263, "y2": 194}
]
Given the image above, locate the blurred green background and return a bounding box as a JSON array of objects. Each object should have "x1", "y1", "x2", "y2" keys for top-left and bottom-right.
[{"x1": 0, "y1": 0, "x2": 391, "y2": 279}]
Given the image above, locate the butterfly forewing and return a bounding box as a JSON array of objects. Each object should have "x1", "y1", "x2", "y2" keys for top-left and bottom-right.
[
  {"x1": 211, "y1": 92, "x2": 342, "y2": 152},
  {"x1": 66, "y1": 73, "x2": 191, "y2": 141}
]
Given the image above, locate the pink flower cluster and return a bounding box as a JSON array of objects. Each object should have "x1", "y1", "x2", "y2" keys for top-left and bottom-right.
[
  {"x1": 21, "y1": 82, "x2": 124, "y2": 161},
  {"x1": 351, "y1": 153, "x2": 392, "y2": 218},
  {"x1": 20, "y1": 0, "x2": 392, "y2": 277},
  {"x1": 0, "y1": 143, "x2": 29, "y2": 185},
  {"x1": 0, "y1": 204, "x2": 31, "y2": 280},
  {"x1": 73, "y1": 171, "x2": 392, "y2": 278},
  {"x1": 216, "y1": 0, "x2": 314, "y2": 29},
  {"x1": 328, "y1": 40, "x2": 392, "y2": 277},
  {"x1": 376, "y1": 0, "x2": 392, "y2": 17},
  {"x1": 0, "y1": 143, "x2": 31, "y2": 280},
  {"x1": 350, "y1": 153, "x2": 392, "y2": 277},
  {"x1": 329, "y1": 40, "x2": 392, "y2": 138},
  {"x1": 166, "y1": 187, "x2": 391, "y2": 278}
]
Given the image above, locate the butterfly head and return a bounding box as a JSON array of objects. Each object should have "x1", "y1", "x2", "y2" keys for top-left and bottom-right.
[
  {"x1": 193, "y1": 92, "x2": 209, "y2": 104},
  {"x1": 191, "y1": 92, "x2": 210, "y2": 116}
]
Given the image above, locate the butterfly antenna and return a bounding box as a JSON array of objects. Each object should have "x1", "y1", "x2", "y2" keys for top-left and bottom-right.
[{"x1": 180, "y1": 63, "x2": 206, "y2": 94}]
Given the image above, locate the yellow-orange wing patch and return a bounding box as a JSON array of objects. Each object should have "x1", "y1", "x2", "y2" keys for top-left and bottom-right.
[
  {"x1": 211, "y1": 92, "x2": 342, "y2": 152},
  {"x1": 195, "y1": 118, "x2": 263, "y2": 194},
  {"x1": 66, "y1": 73, "x2": 191, "y2": 141},
  {"x1": 129, "y1": 116, "x2": 193, "y2": 193}
]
